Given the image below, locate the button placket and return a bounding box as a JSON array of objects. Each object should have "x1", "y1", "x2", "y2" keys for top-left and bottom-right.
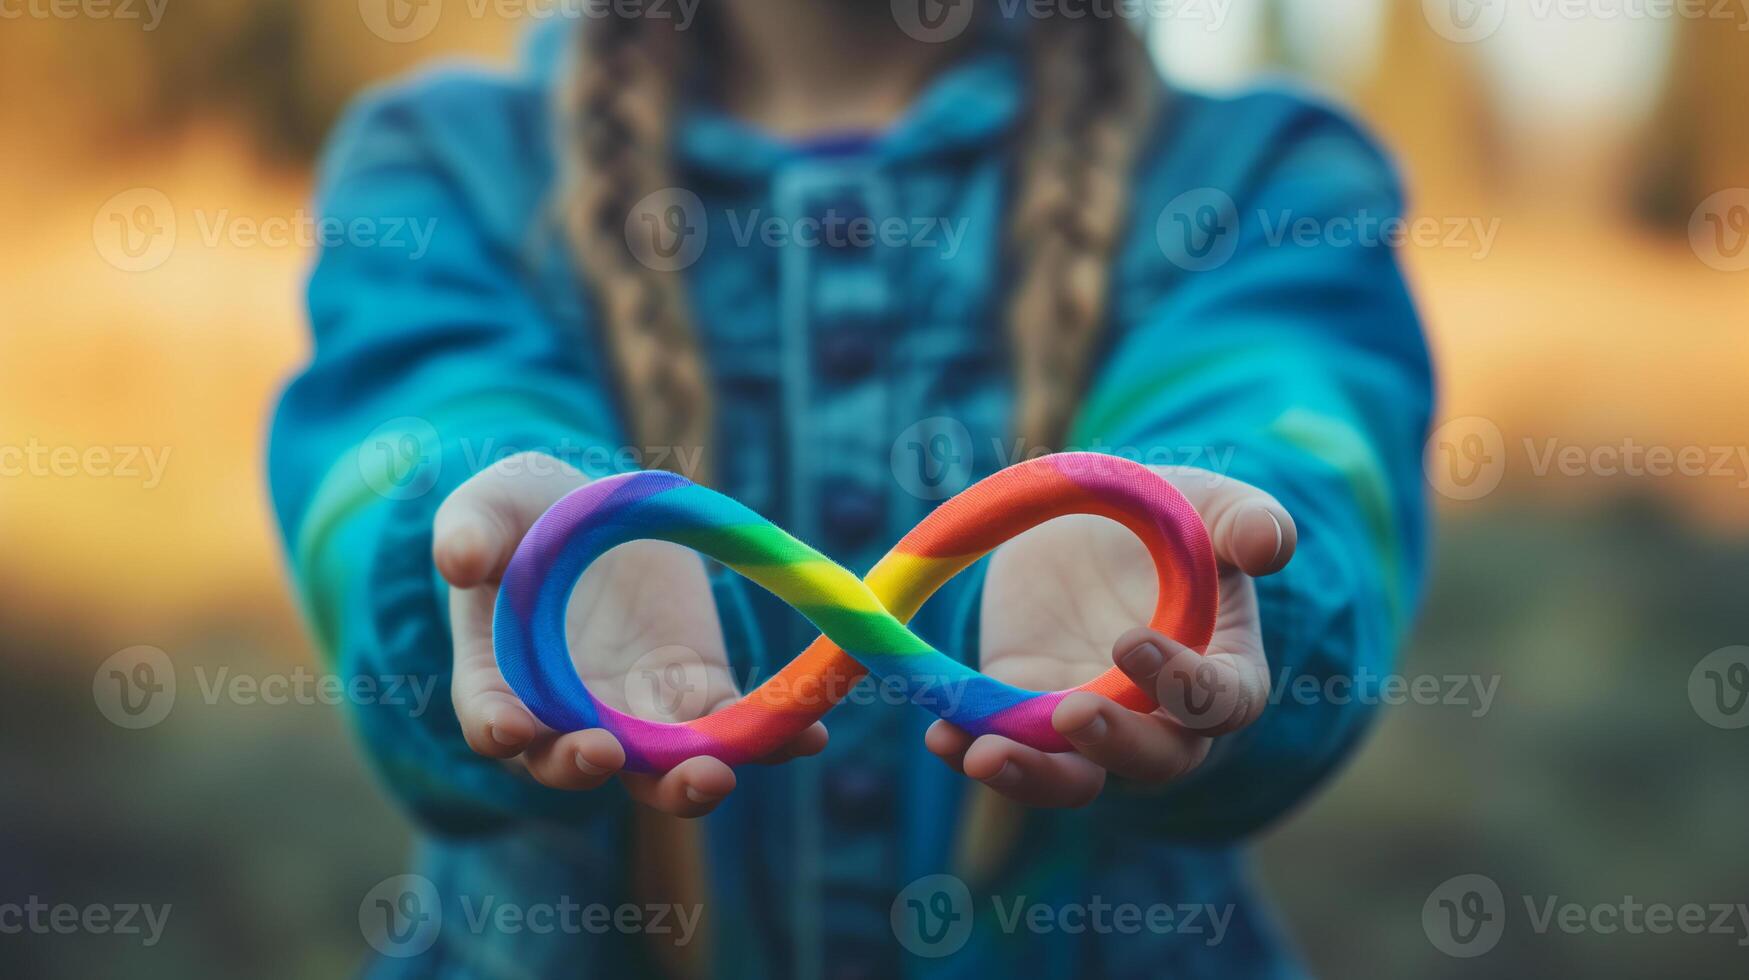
[{"x1": 774, "y1": 161, "x2": 904, "y2": 980}]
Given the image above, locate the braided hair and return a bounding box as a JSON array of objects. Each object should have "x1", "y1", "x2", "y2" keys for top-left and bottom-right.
[
  {"x1": 562, "y1": 10, "x2": 1162, "y2": 477},
  {"x1": 562, "y1": 11, "x2": 715, "y2": 481},
  {"x1": 1006, "y1": 14, "x2": 1161, "y2": 449}
]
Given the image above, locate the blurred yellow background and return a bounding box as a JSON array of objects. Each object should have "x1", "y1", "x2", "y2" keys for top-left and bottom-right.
[{"x1": 2, "y1": 2, "x2": 1746, "y2": 977}]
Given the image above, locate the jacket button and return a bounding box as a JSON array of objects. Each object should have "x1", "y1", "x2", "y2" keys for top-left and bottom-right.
[
  {"x1": 817, "y1": 197, "x2": 871, "y2": 249},
  {"x1": 822, "y1": 766, "x2": 895, "y2": 826},
  {"x1": 821, "y1": 485, "x2": 885, "y2": 547},
  {"x1": 823, "y1": 765, "x2": 894, "y2": 828},
  {"x1": 817, "y1": 328, "x2": 878, "y2": 380}
]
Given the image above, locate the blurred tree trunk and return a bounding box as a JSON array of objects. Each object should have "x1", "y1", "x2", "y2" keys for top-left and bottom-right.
[
  {"x1": 1349, "y1": 0, "x2": 1499, "y2": 213},
  {"x1": 1635, "y1": 9, "x2": 1749, "y2": 228}
]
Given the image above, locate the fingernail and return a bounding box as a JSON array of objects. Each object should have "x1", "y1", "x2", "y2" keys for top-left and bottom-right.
[
  {"x1": 1241, "y1": 506, "x2": 1284, "y2": 566},
  {"x1": 684, "y1": 786, "x2": 721, "y2": 804},
  {"x1": 1066, "y1": 715, "x2": 1108, "y2": 745},
  {"x1": 575, "y1": 753, "x2": 608, "y2": 776},
  {"x1": 984, "y1": 763, "x2": 1022, "y2": 789},
  {"x1": 1120, "y1": 641, "x2": 1165, "y2": 679},
  {"x1": 488, "y1": 722, "x2": 522, "y2": 748}
]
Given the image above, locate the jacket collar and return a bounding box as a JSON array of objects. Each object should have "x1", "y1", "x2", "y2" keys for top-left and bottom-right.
[{"x1": 525, "y1": 19, "x2": 1025, "y2": 182}]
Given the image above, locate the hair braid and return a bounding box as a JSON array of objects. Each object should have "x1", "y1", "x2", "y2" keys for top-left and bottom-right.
[
  {"x1": 563, "y1": 11, "x2": 715, "y2": 484},
  {"x1": 1006, "y1": 15, "x2": 1162, "y2": 452}
]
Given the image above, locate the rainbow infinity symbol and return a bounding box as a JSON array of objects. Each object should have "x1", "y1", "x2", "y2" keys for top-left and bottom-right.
[{"x1": 493, "y1": 453, "x2": 1219, "y2": 773}]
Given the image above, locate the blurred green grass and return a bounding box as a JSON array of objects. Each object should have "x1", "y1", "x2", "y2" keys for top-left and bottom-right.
[{"x1": 1259, "y1": 498, "x2": 1749, "y2": 977}]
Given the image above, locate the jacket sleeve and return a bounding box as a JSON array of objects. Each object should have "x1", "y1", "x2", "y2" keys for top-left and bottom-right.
[
  {"x1": 1085, "y1": 97, "x2": 1435, "y2": 840},
  {"x1": 267, "y1": 77, "x2": 635, "y2": 834}
]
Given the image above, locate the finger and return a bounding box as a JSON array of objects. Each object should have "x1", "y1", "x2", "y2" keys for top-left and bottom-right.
[
  {"x1": 752, "y1": 721, "x2": 830, "y2": 765},
  {"x1": 433, "y1": 453, "x2": 587, "y2": 588},
  {"x1": 622, "y1": 755, "x2": 737, "y2": 818},
  {"x1": 960, "y1": 735, "x2": 1106, "y2": 809},
  {"x1": 431, "y1": 505, "x2": 510, "y2": 590},
  {"x1": 458, "y1": 690, "x2": 542, "y2": 759},
  {"x1": 1051, "y1": 692, "x2": 1208, "y2": 782},
  {"x1": 522, "y1": 728, "x2": 626, "y2": 790},
  {"x1": 924, "y1": 719, "x2": 976, "y2": 774},
  {"x1": 1156, "y1": 467, "x2": 1297, "y2": 576},
  {"x1": 1113, "y1": 628, "x2": 1267, "y2": 736},
  {"x1": 449, "y1": 587, "x2": 541, "y2": 757}
]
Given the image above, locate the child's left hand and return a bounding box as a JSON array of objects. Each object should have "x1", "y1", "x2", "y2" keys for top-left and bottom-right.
[{"x1": 925, "y1": 467, "x2": 1297, "y2": 807}]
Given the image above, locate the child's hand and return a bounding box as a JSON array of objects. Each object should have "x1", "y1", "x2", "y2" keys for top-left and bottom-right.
[
  {"x1": 925, "y1": 467, "x2": 1296, "y2": 807},
  {"x1": 433, "y1": 453, "x2": 828, "y2": 817}
]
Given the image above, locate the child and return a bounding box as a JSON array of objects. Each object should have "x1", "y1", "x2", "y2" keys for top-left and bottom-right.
[{"x1": 271, "y1": 3, "x2": 1431, "y2": 977}]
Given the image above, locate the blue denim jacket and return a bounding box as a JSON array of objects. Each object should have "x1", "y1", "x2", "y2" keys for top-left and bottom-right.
[{"x1": 269, "y1": 20, "x2": 1432, "y2": 980}]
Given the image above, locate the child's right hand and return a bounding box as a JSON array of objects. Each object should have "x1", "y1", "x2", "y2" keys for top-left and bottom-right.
[{"x1": 432, "y1": 452, "x2": 828, "y2": 817}]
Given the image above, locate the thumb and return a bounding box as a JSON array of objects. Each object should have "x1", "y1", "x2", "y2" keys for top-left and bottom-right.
[
  {"x1": 433, "y1": 452, "x2": 591, "y2": 588},
  {"x1": 1155, "y1": 466, "x2": 1297, "y2": 576}
]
